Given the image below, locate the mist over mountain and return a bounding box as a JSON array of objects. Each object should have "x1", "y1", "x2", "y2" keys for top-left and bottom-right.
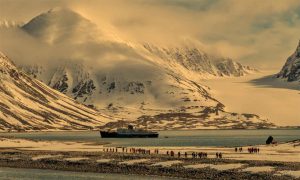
[
  {"x1": 0, "y1": 8, "x2": 274, "y2": 129},
  {"x1": 22, "y1": 8, "x2": 116, "y2": 44}
]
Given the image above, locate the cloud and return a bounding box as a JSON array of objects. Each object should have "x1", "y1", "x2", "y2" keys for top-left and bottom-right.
[{"x1": 1, "y1": 0, "x2": 300, "y2": 69}]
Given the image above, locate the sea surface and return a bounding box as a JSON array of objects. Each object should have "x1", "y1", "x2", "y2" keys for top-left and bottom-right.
[
  {"x1": 0, "y1": 129, "x2": 299, "y2": 147},
  {"x1": 0, "y1": 167, "x2": 173, "y2": 180}
]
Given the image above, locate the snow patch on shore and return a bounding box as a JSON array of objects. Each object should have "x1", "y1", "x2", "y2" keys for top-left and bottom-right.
[
  {"x1": 120, "y1": 159, "x2": 149, "y2": 165},
  {"x1": 64, "y1": 157, "x2": 89, "y2": 162},
  {"x1": 242, "y1": 166, "x2": 274, "y2": 173},
  {"x1": 209, "y1": 164, "x2": 245, "y2": 171},
  {"x1": 184, "y1": 164, "x2": 210, "y2": 169},
  {"x1": 276, "y1": 170, "x2": 300, "y2": 178},
  {"x1": 96, "y1": 159, "x2": 112, "y2": 163},
  {"x1": 32, "y1": 155, "x2": 62, "y2": 161},
  {"x1": 152, "y1": 160, "x2": 183, "y2": 167}
]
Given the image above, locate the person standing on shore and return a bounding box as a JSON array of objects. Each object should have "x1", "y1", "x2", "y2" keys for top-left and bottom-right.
[{"x1": 171, "y1": 151, "x2": 174, "y2": 157}]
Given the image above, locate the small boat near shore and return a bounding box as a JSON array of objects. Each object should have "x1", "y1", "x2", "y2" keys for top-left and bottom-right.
[{"x1": 100, "y1": 125, "x2": 159, "y2": 138}]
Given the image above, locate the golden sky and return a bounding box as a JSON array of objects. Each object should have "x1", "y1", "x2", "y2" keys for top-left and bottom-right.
[{"x1": 1, "y1": 0, "x2": 300, "y2": 69}]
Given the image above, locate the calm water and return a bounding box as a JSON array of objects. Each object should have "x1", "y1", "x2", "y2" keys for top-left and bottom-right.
[
  {"x1": 0, "y1": 167, "x2": 173, "y2": 180},
  {"x1": 0, "y1": 129, "x2": 299, "y2": 147}
]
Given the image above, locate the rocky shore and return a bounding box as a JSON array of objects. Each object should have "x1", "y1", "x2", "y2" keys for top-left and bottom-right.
[{"x1": 0, "y1": 149, "x2": 299, "y2": 179}]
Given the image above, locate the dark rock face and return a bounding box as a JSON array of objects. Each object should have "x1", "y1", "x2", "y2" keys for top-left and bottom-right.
[
  {"x1": 124, "y1": 82, "x2": 145, "y2": 94},
  {"x1": 107, "y1": 82, "x2": 116, "y2": 92},
  {"x1": 52, "y1": 74, "x2": 68, "y2": 93},
  {"x1": 285, "y1": 63, "x2": 300, "y2": 82},
  {"x1": 277, "y1": 40, "x2": 300, "y2": 82},
  {"x1": 266, "y1": 136, "x2": 274, "y2": 144},
  {"x1": 73, "y1": 80, "x2": 96, "y2": 98}
]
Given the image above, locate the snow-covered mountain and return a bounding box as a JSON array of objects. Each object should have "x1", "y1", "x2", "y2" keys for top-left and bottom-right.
[
  {"x1": 0, "y1": 8, "x2": 273, "y2": 129},
  {"x1": 141, "y1": 43, "x2": 255, "y2": 79},
  {"x1": 0, "y1": 51, "x2": 111, "y2": 131},
  {"x1": 277, "y1": 40, "x2": 300, "y2": 82},
  {"x1": 22, "y1": 8, "x2": 122, "y2": 44},
  {"x1": 18, "y1": 8, "x2": 255, "y2": 104}
]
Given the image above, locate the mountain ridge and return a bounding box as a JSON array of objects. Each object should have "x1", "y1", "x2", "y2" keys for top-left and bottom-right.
[
  {"x1": 277, "y1": 40, "x2": 300, "y2": 82},
  {"x1": 0, "y1": 51, "x2": 112, "y2": 131}
]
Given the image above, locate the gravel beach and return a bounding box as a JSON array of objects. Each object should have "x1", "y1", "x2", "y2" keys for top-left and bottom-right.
[
  {"x1": 0, "y1": 138, "x2": 299, "y2": 179},
  {"x1": 0, "y1": 148, "x2": 298, "y2": 179}
]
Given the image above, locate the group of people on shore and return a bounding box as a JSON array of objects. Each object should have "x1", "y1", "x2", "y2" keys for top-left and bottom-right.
[
  {"x1": 104, "y1": 148, "x2": 118, "y2": 153},
  {"x1": 129, "y1": 148, "x2": 151, "y2": 155},
  {"x1": 247, "y1": 147, "x2": 260, "y2": 154},
  {"x1": 234, "y1": 147, "x2": 260, "y2": 154},
  {"x1": 104, "y1": 147, "x2": 223, "y2": 159},
  {"x1": 166, "y1": 151, "x2": 175, "y2": 157},
  {"x1": 191, "y1": 152, "x2": 208, "y2": 159},
  {"x1": 104, "y1": 147, "x2": 151, "y2": 155},
  {"x1": 215, "y1": 152, "x2": 223, "y2": 159},
  {"x1": 163, "y1": 151, "x2": 218, "y2": 159},
  {"x1": 165, "y1": 151, "x2": 208, "y2": 159},
  {"x1": 234, "y1": 147, "x2": 243, "y2": 152}
]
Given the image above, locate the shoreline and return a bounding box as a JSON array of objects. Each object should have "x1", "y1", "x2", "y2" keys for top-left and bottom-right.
[
  {"x1": 0, "y1": 137, "x2": 298, "y2": 179},
  {"x1": 0, "y1": 149, "x2": 298, "y2": 179},
  {"x1": 0, "y1": 130, "x2": 298, "y2": 150},
  {"x1": 0, "y1": 167, "x2": 185, "y2": 180},
  {"x1": 0, "y1": 127, "x2": 298, "y2": 133}
]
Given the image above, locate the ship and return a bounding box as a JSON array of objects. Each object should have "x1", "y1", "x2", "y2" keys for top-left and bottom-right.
[{"x1": 100, "y1": 125, "x2": 159, "y2": 138}]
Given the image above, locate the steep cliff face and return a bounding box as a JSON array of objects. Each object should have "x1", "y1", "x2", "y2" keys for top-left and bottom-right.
[
  {"x1": 0, "y1": 52, "x2": 111, "y2": 131},
  {"x1": 277, "y1": 41, "x2": 300, "y2": 82}
]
